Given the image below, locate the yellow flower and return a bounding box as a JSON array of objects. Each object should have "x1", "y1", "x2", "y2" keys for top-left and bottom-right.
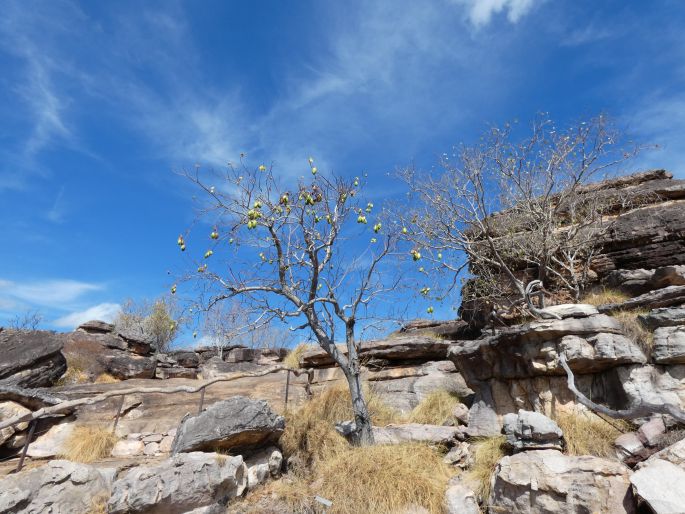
[{"x1": 258, "y1": 164, "x2": 267, "y2": 172}]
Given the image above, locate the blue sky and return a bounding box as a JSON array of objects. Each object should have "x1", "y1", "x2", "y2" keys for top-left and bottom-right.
[{"x1": 1, "y1": 0, "x2": 684, "y2": 335}]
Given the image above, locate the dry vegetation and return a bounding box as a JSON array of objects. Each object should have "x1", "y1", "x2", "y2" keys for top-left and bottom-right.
[
  {"x1": 87, "y1": 494, "x2": 109, "y2": 514},
  {"x1": 408, "y1": 390, "x2": 462, "y2": 425},
  {"x1": 59, "y1": 425, "x2": 118, "y2": 463},
  {"x1": 581, "y1": 287, "x2": 630, "y2": 307},
  {"x1": 555, "y1": 410, "x2": 632, "y2": 458},
  {"x1": 467, "y1": 436, "x2": 507, "y2": 502},
  {"x1": 56, "y1": 365, "x2": 90, "y2": 386},
  {"x1": 283, "y1": 343, "x2": 311, "y2": 370},
  {"x1": 611, "y1": 309, "x2": 654, "y2": 357},
  {"x1": 94, "y1": 373, "x2": 119, "y2": 384}
]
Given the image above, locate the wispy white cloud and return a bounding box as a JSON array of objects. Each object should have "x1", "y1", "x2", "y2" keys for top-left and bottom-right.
[
  {"x1": 450, "y1": 0, "x2": 539, "y2": 27},
  {"x1": 53, "y1": 302, "x2": 121, "y2": 328},
  {"x1": 46, "y1": 186, "x2": 67, "y2": 223},
  {"x1": 0, "y1": 278, "x2": 102, "y2": 308}
]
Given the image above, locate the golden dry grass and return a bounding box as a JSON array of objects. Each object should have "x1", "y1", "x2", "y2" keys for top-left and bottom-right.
[
  {"x1": 281, "y1": 382, "x2": 401, "y2": 465},
  {"x1": 94, "y1": 373, "x2": 119, "y2": 384},
  {"x1": 87, "y1": 494, "x2": 109, "y2": 514},
  {"x1": 407, "y1": 390, "x2": 462, "y2": 425},
  {"x1": 467, "y1": 436, "x2": 507, "y2": 502},
  {"x1": 555, "y1": 410, "x2": 632, "y2": 458},
  {"x1": 612, "y1": 309, "x2": 654, "y2": 357},
  {"x1": 55, "y1": 366, "x2": 90, "y2": 386},
  {"x1": 283, "y1": 343, "x2": 311, "y2": 369},
  {"x1": 59, "y1": 425, "x2": 118, "y2": 463},
  {"x1": 582, "y1": 288, "x2": 630, "y2": 307}
]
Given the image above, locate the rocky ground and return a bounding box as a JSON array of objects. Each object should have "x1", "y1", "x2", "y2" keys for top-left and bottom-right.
[{"x1": 1, "y1": 170, "x2": 685, "y2": 513}]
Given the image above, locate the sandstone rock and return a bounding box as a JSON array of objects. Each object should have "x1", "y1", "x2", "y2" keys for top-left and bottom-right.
[
  {"x1": 26, "y1": 421, "x2": 75, "y2": 458},
  {"x1": 247, "y1": 463, "x2": 270, "y2": 489},
  {"x1": 77, "y1": 319, "x2": 114, "y2": 334},
  {"x1": 640, "y1": 306, "x2": 685, "y2": 329},
  {"x1": 605, "y1": 268, "x2": 656, "y2": 295},
  {"x1": 617, "y1": 364, "x2": 685, "y2": 415},
  {"x1": 156, "y1": 366, "x2": 198, "y2": 379},
  {"x1": 630, "y1": 458, "x2": 685, "y2": 514},
  {"x1": 445, "y1": 481, "x2": 479, "y2": 514},
  {"x1": 0, "y1": 401, "x2": 30, "y2": 446},
  {"x1": 111, "y1": 439, "x2": 145, "y2": 457},
  {"x1": 650, "y1": 265, "x2": 685, "y2": 289},
  {"x1": 172, "y1": 351, "x2": 201, "y2": 367},
  {"x1": 107, "y1": 452, "x2": 247, "y2": 514},
  {"x1": 489, "y1": 450, "x2": 635, "y2": 513},
  {"x1": 466, "y1": 397, "x2": 501, "y2": 437},
  {"x1": 638, "y1": 417, "x2": 667, "y2": 447},
  {"x1": 159, "y1": 434, "x2": 174, "y2": 453},
  {"x1": 144, "y1": 442, "x2": 160, "y2": 455},
  {"x1": 652, "y1": 326, "x2": 685, "y2": 364},
  {"x1": 598, "y1": 285, "x2": 685, "y2": 314},
  {"x1": 453, "y1": 403, "x2": 470, "y2": 425},
  {"x1": 641, "y1": 437, "x2": 685, "y2": 469},
  {"x1": 372, "y1": 423, "x2": 464, "y2": 445},
  {"x1": 615, "y1": 432, "x2": 652, "y2": 465},
  {"x1": 0, "y1": 330, "x2": 66, "y2": 388},
  {"x1": 200, "y1": 356, "x2": 263, "y2": 378},
  {"x1": 142, "y1": 433, "x2": 163, "y2": 443},
  {"x1": 443, "y1": 441, "x2": 472, "y2": 469},
  {"x1": 540, "y1": 303, "x2": 599, "y2": 319},
  {"x1": 396, "y1": 318, "x2": 476, "y2": 340},
  {"x1": 502, "y1": 409, "x2": 563, "y2": 452},
  {"x1": 172, "y1": 396, "x2": 285, "y2": 454},
  {"x1": 0, "y1": 460, "x2": 112, "y2": 514},
  {"x1": 116, "y1": 325, "x2": 155, "y2": 351},
  {"x1": 226, "y1": 348, "x2": 255, "y2": 363}
]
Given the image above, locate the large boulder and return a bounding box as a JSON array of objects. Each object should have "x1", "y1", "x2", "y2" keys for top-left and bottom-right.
[
  {"x1": 107, "y1": 452, "x2": 247, "y2": 514},
  {"x1": 630, "y1": 458, "x2": 685, "y2": 514},
  {"x1": 502, "y1": 409, "x2": 563, "y2": 452},
  {"x1": 0, "y1": 460, "x2": 113, "y2": 514},
  {"x1": 489, "y1": 450, "x2": 635, "y2": 513},
  {"x1": 0, "y1": 329, "x2": 66, "y2": 388},
  {"x1": 0, "y1": 401, "x2": 31, "y2": 446},
  {"x1": 77, "y1": 319, "x2": 115, "y2": 334},
  {"x1": 640, "y1": 306, "x2": 685, "y2": 329},
  {"x1": 171, "y1": 396, "x2": 284, "y2": 454}
]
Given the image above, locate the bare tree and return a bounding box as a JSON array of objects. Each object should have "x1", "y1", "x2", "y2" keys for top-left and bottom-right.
[
  {"x1": 400, "y1": 114, "x2": 641, "y2": 324},
  {"x1": 7, "y1": 310, "x2": 43, "y2": 331},
  {"x1": 115, "y1": 296, "x2": 181, "y2": 353},
  {"x1": 177, "y1": 160, "x2": 401, "y2": 445}
]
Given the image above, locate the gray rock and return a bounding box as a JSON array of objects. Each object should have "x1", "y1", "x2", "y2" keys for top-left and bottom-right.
[
  {"x1": 640, "y1": 306, "x2": 685, "y2": 329},
  {"x1": 503, "y1": 409, "x2": 563, "y2": 452},
  {"x1": 630, "y1": 458, "x2": 685, "y2": 514},
  {"x1": 171, "y1": 396, "x2": 284, "y2": 454},
  {"x1": 445, "y1": 481, "x2": 480, "y2": 514},
  {"x1": 77, "y1": 319, "x2": 114, "y2": 334},
  {"x1": 652, "y1": 326, "x2": 685, "y2": 364},
  {"x1": 156, "y1": 366, "x2": 198, "y2": 379},
  {"x1": 605, "y1": 268, "x2": 656, "y2": 295},
  {"x1": 649, "y1": 266, "x2": 685, "y2": 290},
  {"x1": 0, "y1": 401, "x2": 30, "y2": 446},
  {"x1": 598, "y1": 285, "x2": 685, "y2": 314},
  {"x1": 638, "y1": 417, "x2": 667, "y2": 447},
  {"x1": 111, "y1": 439, "x2": 145, "y2": 457},
  {"x1": 466, "y1": 397, "x2": 501, "y2": 437},
  {"x1": 0, "y1": 330, "x2": 66, "y2": 388},
  {"x1": 489, "y1": 450, "x2": 635, "y2": 513},
  {"x1": 640, "y1": 437, "x2": 685, "y2": 469},
  {"x1": 540, "y1": 303, "x2": 599, "y2": 319},
  {"x1": 200, "y1": 356, "x2": 263, "y2": 378},
  {"x1": 107, "y1": 452, "x2": 247, "y2": 514},
  {"x1": 26, "y1": 421, "x2": 75, "y2": 458},
  {"x1": 443, "y1": 441, "x2": 472, "y2": 469},
  {"x1": 615, "y1": 432, "x2": 650, "y2": 465},
  {"x1": 0, "y1": 460, "x2": 112, "y2": 514},
  {"x1": 336, "y1": 421, "x2": 465, "y2": 445}
]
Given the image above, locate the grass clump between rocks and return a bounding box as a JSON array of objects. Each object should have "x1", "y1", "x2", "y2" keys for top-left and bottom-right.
[
  {"x1": 582, "y1": 287, "x2": 630, "y2": 307},
  {"x1": 59, "y1": 425, "x2": 118, "y2": 463},
  {"x1": 94, "y1": 372, "x2": 119, "y2": 384},
  {"x1": 555, "y1": 410, "x2": 632, "y2": 458},
  {"x1": 611, "y1": 309, "x2": 654, "y2": 357},
  {"x1": 467, "y1": 436, "x2": 507, "y2": 502},
  {"x1": 282, "y1": 343, "x2": 310, "y2": 369},
  {"x1": 408, "y1": 390, "x2": 462, "y2": 425}
]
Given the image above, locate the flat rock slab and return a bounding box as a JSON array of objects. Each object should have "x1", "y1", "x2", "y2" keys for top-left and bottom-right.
[
  {"x1": 503, "y1": 409, "x2": 563, "y2": 452},
  {"x1": 640, "y1": 306, "x2": 685, "y2": 329},
  {"x1": 652, "y1": 326, "x2": 685, "y2": 364},
  {"x1": 630, "y1": 458, "x2": 685, "y2": 514},
  {"x1": 171, "y1": 396, "x2": 284, "y2": 454},
  {"x1": 0, "y1": 330, "x2": 66, "y2": 388}
]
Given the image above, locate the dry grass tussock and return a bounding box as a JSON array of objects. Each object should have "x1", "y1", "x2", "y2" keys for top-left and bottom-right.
[
  {"x1": 94, "y1": 373, "x2": 119, "y2": 384},
  {"x1": 467, "y1": 436, "x2": 507, "y2": 502},
  {"x1": 555, "y1": 410, "x2": 632, "y2": 458},
  {"x1": 582, "y1": 288, "x2": 630, "y2": 307},
  {"x1": 56, "y1": 366, "x2": 90, "y2": 386},
  {"x1": 281, "y1": 382, "x2": 401, "y2": 465},
  {"x1": 408, "y1": 390, "x2": 462, "y2": 425},
  {"x1": 611, "y1": 309, "x2": 654, "y2": 357},
  {"x1": 87, "y1": 494, "x2": 109, "y2": 514},
  {"x1": 59, "y1": 425, "x2": 118, "y2": 463},
  {"x1": 283, "y1": 343, "x2": 311, "y2": 369}
]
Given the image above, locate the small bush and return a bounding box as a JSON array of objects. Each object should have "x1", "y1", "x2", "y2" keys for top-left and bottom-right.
[
  {"x1": 94, "y1": 373, "x2": 119, "y2": 384},
  {"x1": 467, "y1": 436, "x2": 507, "y2": 502},
  {"x1": 282, "y1": 343, "x2": 310, "y2": 369},
  {"x1": 408, "y1": 390, "x2": 462, "y2": 425},
  {"x1": 612, "y1": 309, "x2": 654, "y2": 357},
  {"x1": 59, "y1": 425, "x2": 118, "y2": 463},
  {"x1": 555, "y1": 410, "x2": 632, "y2": 458},
  {"x1": 582, "y1": 288, "x2": 630, "y2": 307}
]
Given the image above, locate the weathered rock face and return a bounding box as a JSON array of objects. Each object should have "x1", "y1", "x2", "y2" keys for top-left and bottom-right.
[
  {"x1": 652, "y1": 326, "x2": 685, "y2": 364},
  {"x1": 640, "y1": 305, "x2": 685, "y2": 329},
  {"x1": 502, "y1": 410, "x2": 563, "y2": 452},
  {"x1": 0, "y1": 460, "x2": 113, "y2": 514},
  {"x1": 171, "y1": 396, "x2": 285, "y2": 454},
  {"x1": 598, "y1": 285, "x2": 685, "y2": 313},
  {"x1": 605, "y1": 266, "x2": 685, "y2": 296},
  {"x1": 0, "y1": 329, "x2": 66, "y2": 388},
  {"x1": 199, "y1": 356, "x2": 263, "y2": 378},
  {"x1": 630, "y1": 458, "x2": 685, "y2": 514},
  {"x1": 62, "y1": 329, "x2": 156, "y2": 380},
  {"x1": 0, "y1": 401, "x2": 30, "y2": 446},
  {"x1": 107, "y1": 452, "x2": 247, "y2": 514},
  {"x1": 489, "y1": 450, "x2": 635, "y2": 514},
  {"x1": 395, "y1": 318, "x2": 478, "y2": 340}
]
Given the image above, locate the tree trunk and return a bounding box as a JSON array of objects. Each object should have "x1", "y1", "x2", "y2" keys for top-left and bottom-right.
[{"x1": 345, "y1": 368, "x2": 374, "y2": 445}]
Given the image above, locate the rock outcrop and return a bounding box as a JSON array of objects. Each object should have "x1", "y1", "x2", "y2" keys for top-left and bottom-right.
[
  {"x1": 0, "y1": 329, "x2": 66, "y2": 388},
  {"x1": 107, "y1": 452, "x2": 247, "y2": 514},
  {"x1": 630, "y1": 458, "x2": 685, "y2": 514},
  {"x1": 171, "y1": 396, "x2": 285, "y2": 454},
  {"x1": 489, "y1": 450, "x2": 635, "y2": 513},
  {"x1": 0, "y1": 460, "x2": 113, "y2": 514},
  {"x1": 502, "y1": 410, "x2": 563, "y2": 452}
]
